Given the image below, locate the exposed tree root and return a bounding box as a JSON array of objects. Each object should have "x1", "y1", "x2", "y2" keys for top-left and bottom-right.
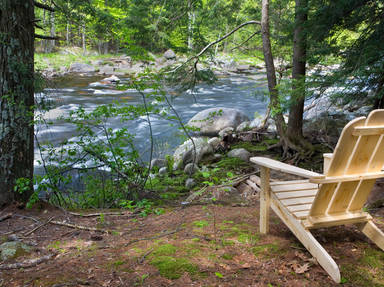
[{"x1": 0, "y1": 254, "x2": 55, "y2": 270}]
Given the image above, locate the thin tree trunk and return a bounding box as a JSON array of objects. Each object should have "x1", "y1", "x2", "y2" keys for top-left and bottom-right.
[
  {"x1": 43, "y1": 0, "x2": 48, "y2": 52},
  {"x1": 0, "y1": 0, "x2": 35, "y2": 205},
  {"x1": 49, "y1": 11, "x2": 55, "y2": 52},
  {"x1": 82, "y1": 21, "x2": 86, "y2": 55},
  {"x1": 188, "y1": 0, "x2": 195, "y2": 51},
  {"x1": 261, "y1": 0, "x2": 286, "y2": 137},
  {"x1": 66, "y1": 22, "x2": 69, "y2": 46},
  {"x1": 287, "y1": 0, "x2": 308, "y2": 140}
]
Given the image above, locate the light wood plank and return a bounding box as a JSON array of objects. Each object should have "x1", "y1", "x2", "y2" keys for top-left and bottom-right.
[
  {"x1": 271, "y1": 182, "x2": 318, "y2": 192},
  {"x1": 275, "y1": 189, "x2": 318, "y2": 200},
  {"x1": 348, "y1": 180, "x2": 376, "y2": 212},
  {"x1": 260, "y1": 166, "x2": 270, "y2": 234},
  {"x1": 309, "y1": 171, "x2": 384, "y2": 184},
  {"x1": 293, "y1": 210, "x2": 309, "y2": 219},
  {"x1": 323, "y1": 153, "x2": 333, "y2": 174},
  {"x1": 281, "y1": 196, "x2": 315, "y2": 206},
  {"x1": 287, "y1": 204, "x2": 312, "y2": 212},
  {"x1": 327, "y1": 181, "x2": 359, "y2": 214},
  {"x1": 271, "y1": 180, "x2": 310, "y2": 186},
  {"x1": 250, "y1": 157, "x2": 324, "y2": 179},
  {"x1": 270, "y1": 195, "x2": 341, "y2": 283},
  {"x1": 305, "y1": 212, "x2": 371, "y2": 229},
  {"x1": 352, "y1": 126, "x2": 384, "y2": 136},
  {"x1": 357, "y1": 221, "x2": 384, "y2": 251}
]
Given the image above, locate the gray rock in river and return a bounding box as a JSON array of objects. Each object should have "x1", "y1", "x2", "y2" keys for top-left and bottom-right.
[
  {"x1": 163, "y1": 49, "x2": 176, "y2": 60},
  {"x1": 236, "y1": 121, "x2": 251, "y2": 132},
  {"x1": 187, "y1": 107, "x2": 249, "y2": 136},
  {"x1": 69, "y1": 62, "x2": 95, "y2": 73},
  {"x1": 227, "y1": 148, "x2": 251, "y2": 162},
  {"x1": 173, "y1": 137, "x2": 213, "y2": 169}
]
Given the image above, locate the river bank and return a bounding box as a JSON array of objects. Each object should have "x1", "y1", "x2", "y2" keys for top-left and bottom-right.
[{"x1": 35, "y1": 48, "x2": 264, "y2": 79}]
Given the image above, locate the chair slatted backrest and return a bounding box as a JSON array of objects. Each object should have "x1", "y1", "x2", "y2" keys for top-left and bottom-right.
[{"x1": 309, "y1": 109, "x2": 384, "y2": 218}]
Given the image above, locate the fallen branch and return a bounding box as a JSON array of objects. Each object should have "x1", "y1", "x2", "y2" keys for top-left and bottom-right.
[
  {"x1": 0, "y1": 213, "x2": 12, "y2": 222},
  {"x1": 0, "y1": 254, "x2": 55, "y2": 270},
  {"x1": 138, "y1": 248, "x2": 154, "y2": 264},
  {"x1": 50, "y1": 220, "x2": 109, "y2": 233},
  {"x1": 24, "y1": 217, "x2": 54, "y2": 236},
  {"x1": 68, "y1": 211, "x2": 124, "y2": 217}
]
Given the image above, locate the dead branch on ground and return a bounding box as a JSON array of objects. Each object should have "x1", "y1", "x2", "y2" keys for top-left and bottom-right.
[{"x1": 0, "y1": 254, "x2": 55, "y2": 270}]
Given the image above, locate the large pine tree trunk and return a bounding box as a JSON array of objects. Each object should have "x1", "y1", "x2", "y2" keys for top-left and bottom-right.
[
  {"x1": 287, "y1": 0, "x2": 308, "y2": 140},
  {"x1": 0, "y1": 0, "x2": 35, "y2": 205}
]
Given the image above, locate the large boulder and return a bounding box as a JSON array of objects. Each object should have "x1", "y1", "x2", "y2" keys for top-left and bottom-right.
[
  {"x1": 227, "y1": 148, "x2": 251, "y2": 162},
  {"x1": 173, "y1": 137, "x2": 213, "y2": 169},
  {"x1": 187, "y1": 108, "x2": 249, "y2": 136},
  {"x1": 163, "y1": 49, "x2": 176, "y2": 60},
  {"x1": 69, "y1": 62, "x2": 95, "y2": 73}
]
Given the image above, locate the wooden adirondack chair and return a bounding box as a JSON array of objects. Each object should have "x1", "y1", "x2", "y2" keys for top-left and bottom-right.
[{"x1": 250, "y1": 109, "x2": 384, "y2": 283}]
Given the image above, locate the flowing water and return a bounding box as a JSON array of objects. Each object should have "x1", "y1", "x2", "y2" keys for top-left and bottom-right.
[{"x1": 34, "y1": 73, "x2": 268, "y2": 171}]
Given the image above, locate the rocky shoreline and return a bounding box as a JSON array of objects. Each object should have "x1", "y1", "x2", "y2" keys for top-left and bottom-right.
[{"x1": 40, "y1": 49, "x2": 265, "y2": 79}]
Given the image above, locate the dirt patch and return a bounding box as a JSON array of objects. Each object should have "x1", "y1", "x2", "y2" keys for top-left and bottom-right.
[{"x1": 0, "y1": 203, "x2": 383, "y2": 287}]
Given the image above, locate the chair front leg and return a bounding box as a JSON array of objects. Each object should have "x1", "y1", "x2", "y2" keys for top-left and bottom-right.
[{"x1": 260, "y1": 166, "x2": 271, "y2": 234}]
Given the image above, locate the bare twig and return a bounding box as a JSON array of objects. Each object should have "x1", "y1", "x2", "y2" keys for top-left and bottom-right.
[
  {"x1": 0, "y1": 213, "x2": 12, "y2": 222},
  {"x1": 68, "y1": 211, "x2": 124, "y2": 217},
  {"x1": 231, "y1": 31, "x2": 261, "y2": 51},
  {"x1": 138, "y1": 248, "x2": 154, "y2": 264},
  {"x1": 24, "y1": 217, "x2": 54, "y2": 236},
  {"x1": 168, "y1": 20, "x2": 261, "y2": 73},
  {"x1": 34, "y1": 1, "x2": 55, "y2": 12},
  {"x1": 35, "y1": 34, "x2": 61, "y2": 40},
  {"x1": 13, "y1": 214, "x2": 40, "y2": 223},
  {"x1": 50, "y1": 220, "x2": 109, "y2": 233},
  {"x1": 0, "y1": 254, "x2": 55, "y2": 270}
]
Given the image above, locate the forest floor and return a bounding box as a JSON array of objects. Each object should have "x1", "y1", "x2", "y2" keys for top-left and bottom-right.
[{"x1": 1, "y1": 201, "x2": 384, "y2": 287}]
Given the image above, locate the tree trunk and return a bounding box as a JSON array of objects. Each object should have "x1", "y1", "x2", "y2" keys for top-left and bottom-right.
[
  {"x1": 287, "y1": 0, "x2": 308, "y2": 140},
  {"x1": 49, "y1": 11, "x2": 56, "y2": 52},
  {"x1": 261, "y1": 0, "x2": 286, "y2": 137},
  {"x1": 82, "y1": 21, "x2": 86, "y2": 55},
  {"x1": 187, "y1": 0, "x2": 195, "y2": 51},
  {"x1": 0, "y1": 0, "x2": 35, "y2": 205}
]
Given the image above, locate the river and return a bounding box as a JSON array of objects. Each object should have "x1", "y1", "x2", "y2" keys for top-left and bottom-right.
[{"x1": 34, "y1": 73, "x2": 268, "y2": 171}]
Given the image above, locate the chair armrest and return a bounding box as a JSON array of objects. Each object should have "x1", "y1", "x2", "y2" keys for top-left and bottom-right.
[
  {"x1": 323, "y1": 153, "x2": 333, "y2": 174},
  {"x1": 250, "y1": 156, "x2": 325, "y2": 179}
]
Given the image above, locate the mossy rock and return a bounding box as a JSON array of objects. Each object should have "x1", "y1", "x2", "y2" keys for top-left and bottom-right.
[{"x1": 0, "y1": 241, "x2": 32, "y2": 261}]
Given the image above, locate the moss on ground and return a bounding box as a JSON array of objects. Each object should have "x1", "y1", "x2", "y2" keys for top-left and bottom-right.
[{"x1": 150, "y1": 256, "x2": 199, "y2": 279}]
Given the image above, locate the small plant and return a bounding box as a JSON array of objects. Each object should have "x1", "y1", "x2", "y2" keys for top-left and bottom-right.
[{"x1": 215, "y1": 272, "x2": 224, "y2": 278}]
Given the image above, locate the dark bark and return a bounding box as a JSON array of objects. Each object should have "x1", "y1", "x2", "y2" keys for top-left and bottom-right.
[
  {"x1": 0, "y1": 0, "x2": 35, "y2": 205},
  {"x1": 261, "y1": 0, "x2": 286, "y2": 137},
  {"x1": 287, "y1": 0, "x2": 308, "y2": 140}
]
